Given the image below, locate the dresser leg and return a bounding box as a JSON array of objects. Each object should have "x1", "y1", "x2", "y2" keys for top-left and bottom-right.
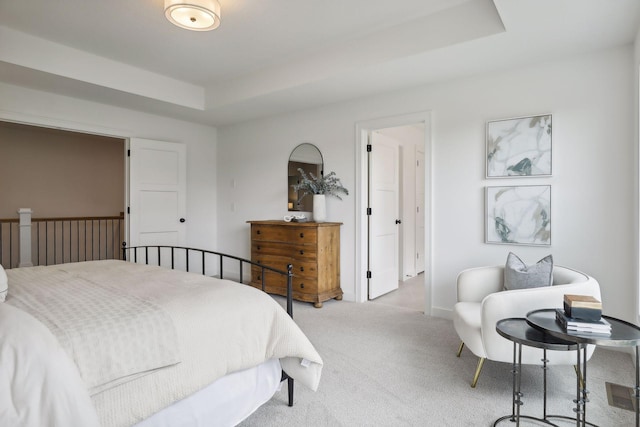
[
  {"x1": 335, "y1": 295, "x2": 343, "y2": 301},
  {"x1": 313, "y1": 302, "x2": 323, "y2": 308}
]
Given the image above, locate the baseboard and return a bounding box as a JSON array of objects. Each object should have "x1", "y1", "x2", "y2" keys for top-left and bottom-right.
[
  {"x1": 342, "y1": 292, "x2": 355, "y2": 302},
  {"x1": 431, "y1": 306, "x2": 453, "y2": 320}
]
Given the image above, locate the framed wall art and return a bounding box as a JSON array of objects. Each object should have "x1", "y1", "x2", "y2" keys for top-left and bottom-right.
[
  {"x1": 486, "y1": 185, "x2": 551, "y2": 246},
  {"x1": 486, "y1": 114, "x2": 552, "y2": 178}
]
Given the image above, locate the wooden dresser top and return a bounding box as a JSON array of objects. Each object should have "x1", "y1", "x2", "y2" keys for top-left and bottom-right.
[{"x1": 247, "y1": 220, "x2": 342, "y2": 227}]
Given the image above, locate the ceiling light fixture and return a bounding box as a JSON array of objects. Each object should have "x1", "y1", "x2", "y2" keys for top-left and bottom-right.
[{"x1": 164, "y1": 0, "x2": 221, "y2": 31}]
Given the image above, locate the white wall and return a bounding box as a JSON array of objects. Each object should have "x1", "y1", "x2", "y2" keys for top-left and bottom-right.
[
  {"x1": 217, "y1": 107, "x2": 360, "y2": 300},
  {"x1": 218, "y1": 45, "x2": 637, "y2": 322},
  {"x1": 0, "y1": 82, "x2": 218, "y2": 252}
]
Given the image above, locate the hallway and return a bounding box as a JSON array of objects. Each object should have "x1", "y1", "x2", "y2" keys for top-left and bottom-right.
[{"x1": 370, "y1": 274, "x2": 425, "y2": 312}]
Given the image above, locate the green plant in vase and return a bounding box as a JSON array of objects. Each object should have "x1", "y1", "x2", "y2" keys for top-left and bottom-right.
[{"x1": 293, "y1": 168, "x2": 348, "y2": 222}]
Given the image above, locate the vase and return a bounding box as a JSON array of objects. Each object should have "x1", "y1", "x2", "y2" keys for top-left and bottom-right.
[{"x1": 313, "y1": 194, "x2": 326, "y2": 223}]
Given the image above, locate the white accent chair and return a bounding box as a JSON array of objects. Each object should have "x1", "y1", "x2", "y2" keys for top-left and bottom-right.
[{"x1": 453, "y1": 265, "x2": 601, "y2": 387}]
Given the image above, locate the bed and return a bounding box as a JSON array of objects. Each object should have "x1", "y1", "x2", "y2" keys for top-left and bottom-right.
[{"x1": 0, "y1": 246, "x2": 323, "y2": 427}]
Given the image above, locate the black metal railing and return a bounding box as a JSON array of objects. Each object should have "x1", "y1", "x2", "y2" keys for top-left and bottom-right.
[
  {"x1": 0, "y1": 218, "x2": 18, "y2": 269},
  {"x1": 0, "y1": 214, "x2": 125, "y2": 269}
]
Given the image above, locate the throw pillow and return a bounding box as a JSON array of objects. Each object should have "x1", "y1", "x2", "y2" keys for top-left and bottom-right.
[
  {"x1": 504, "y1": 252, "x2": 553, "y2": 291},
  {"x1": 0, "y1": 264, "x2": 7, "y2": 302}
]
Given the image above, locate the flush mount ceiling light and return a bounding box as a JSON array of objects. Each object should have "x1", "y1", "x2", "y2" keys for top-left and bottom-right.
[{"x1": 164, "y1": 0, "x2": 221, "y2": 31}]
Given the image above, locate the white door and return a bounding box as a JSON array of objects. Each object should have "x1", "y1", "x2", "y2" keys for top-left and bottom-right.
[
  {"x1": 368, "y1": 131, "x2": 400, "y2": 299},
  {"x1": 416, "y1": 147, "x2": 426, "y2": 273},
  {"x1": 129, "y1": 138, "x2": 187, "y2": 250}
]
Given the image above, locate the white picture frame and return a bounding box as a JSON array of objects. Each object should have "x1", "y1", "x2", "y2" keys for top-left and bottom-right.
[
  {"x1": 486, "y1": 114, "x2": 552, "y2": 178},
  {"x1": 486, "y1": 185, "x2": 551, "y2": 246}
]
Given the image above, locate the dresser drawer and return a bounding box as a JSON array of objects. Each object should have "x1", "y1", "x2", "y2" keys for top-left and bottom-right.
[
  {"x1": 250, "y1": 268, "x2": 287, "y2": 294},
  {"x1": 251, "y1": 224, "x2": 317, "y2": 244},
  {"x1": 252, "y1": 242, "x2": 317, "y2": 260},
  {"x1": 251, "y1": 266, "x2": 318, "y2": 294},
  {"x1": 251, "y1": 254, "x2": 318, "y2": 278},
  {"x1": 291, "y1": 277, "x2": 318, "y2": 294}
]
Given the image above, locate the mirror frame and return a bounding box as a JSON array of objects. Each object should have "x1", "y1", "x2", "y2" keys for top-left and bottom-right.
[{"x1": 287, "y1": 143, "x2": 323, "y2": 212}]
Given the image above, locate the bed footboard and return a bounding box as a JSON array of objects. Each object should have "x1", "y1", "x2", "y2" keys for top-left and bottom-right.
[
  {"x1": 121, "y1": 244, "x2": 296, "y2": 406},
  {"x1": 122, "y1": 245, "x2": 293, "y2": 317}
]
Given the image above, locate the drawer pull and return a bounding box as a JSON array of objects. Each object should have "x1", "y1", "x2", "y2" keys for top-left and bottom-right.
[
  {"x1": 300, "y1": 266, "x2": 304, "y2": 272},
  {"x1": 299, "y1": 250, "x2": 304, "y2": 255},
  {"x1": 257, "y1": 245, "x2": 261, "y2": 250},
  {"x1": 256, "y1": 230, "x2": 261, "y2": 235},
  {"x1": 299, "y1": 283, "x2": 305, "y2": 289},
  {"x1": 299, "y1": 232, "x2": 304, "y2": 238}
]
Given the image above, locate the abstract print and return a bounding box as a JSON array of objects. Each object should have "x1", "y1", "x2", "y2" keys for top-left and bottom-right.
[
  {"x1": 486, "y1": 185, "x2": 551, "y2": 246},
  {"x1": 487, "y1": 115, "x2": 552, "y2": 177}
]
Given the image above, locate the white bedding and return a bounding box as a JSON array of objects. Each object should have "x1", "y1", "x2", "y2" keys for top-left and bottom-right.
[
  {"x1": 0, "y1": 302, "x2": 101, "y2": 427},
  {"x1": 135, "y1": 359, "x2": 282, "y2": 427},
  {"x1": 7, "y1": 265, "x2": 180, "y2": 395},
  {"x1": 2, "y1": 260, "x2": 323, "y2": 427}
]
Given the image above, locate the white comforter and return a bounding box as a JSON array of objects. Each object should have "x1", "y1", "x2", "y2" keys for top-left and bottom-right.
[
  {"x1": 0, "y1": 302, "x2": 101, "y2": 427},
  {"x1": 7, "y1": 265, "x2": 180, "y2": 395},
  {"x1": 2, "y1": 260, "x2": 323, "y2": 427}
]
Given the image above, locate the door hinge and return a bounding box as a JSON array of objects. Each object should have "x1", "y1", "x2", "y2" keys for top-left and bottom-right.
[
  {"x1": 366, "y1": 271, "x2": 372, "y2": 279},
  {"x1": 367, "y1": 144, "x2": 372, "y2": 152},
  {"x1": 127, "y1": 207, "x2": 130, "y2": 214},
  {"x1": 366, "y1": 207, "x2": 372, "y2": 215},
  {"x1": 127, "y1": 149, "x2": 130, "y2": 157}
]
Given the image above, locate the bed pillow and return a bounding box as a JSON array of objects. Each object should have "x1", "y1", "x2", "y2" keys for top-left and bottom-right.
[
  {"x1": 0, "y1": 264, "x2": 7, "y2": 302},
  {"x1": 504, "y1": 252, "x2": 553, "y2": 291}
]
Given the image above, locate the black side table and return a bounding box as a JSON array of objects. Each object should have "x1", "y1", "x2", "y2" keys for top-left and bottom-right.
[
  {"x1": 527, "y1": 308, "x2": 640, "y2": 427},
  {"x1": 495, "y1": 318, "x2": 591, "y2": 427}
]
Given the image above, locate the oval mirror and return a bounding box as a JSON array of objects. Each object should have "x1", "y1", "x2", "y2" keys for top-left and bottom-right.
[{"x1": 288, "y1": 143, "x2": 323, "y2": 212}]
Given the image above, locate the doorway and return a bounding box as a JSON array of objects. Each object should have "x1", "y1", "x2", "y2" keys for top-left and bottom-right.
[
  {"x1": 0, "y1": 120, "x2": 126, "y2": 267},
  {"x1": 355, "y1": 112, "x2": 432, "y2": 314},
  {"x1": 0, "y1": 121, "x2": 189, "y2": 268}
]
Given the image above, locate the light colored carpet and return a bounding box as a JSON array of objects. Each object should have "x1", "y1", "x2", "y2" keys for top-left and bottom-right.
[{"x1": 240, "y1": 298, "x2": 635, "y2": 426}]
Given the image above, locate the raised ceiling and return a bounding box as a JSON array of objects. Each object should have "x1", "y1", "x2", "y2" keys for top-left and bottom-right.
[{"x1": 0, "y1": 0, "x2": 638, "y2": 126}]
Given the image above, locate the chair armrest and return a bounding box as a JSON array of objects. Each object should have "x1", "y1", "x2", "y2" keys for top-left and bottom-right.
[
  {"x1": 456, "y1": 266, "x2": 504, "y2": 303},
  {"x1": 481, "y1": 277, "x2": 601, "y2": 361}
]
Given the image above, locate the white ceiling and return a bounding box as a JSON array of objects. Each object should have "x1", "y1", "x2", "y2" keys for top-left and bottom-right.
[{"x1": 0, "y1": 0, "x2": 638, "y2": 126}]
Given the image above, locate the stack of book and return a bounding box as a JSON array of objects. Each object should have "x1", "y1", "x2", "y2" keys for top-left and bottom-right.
[{"x1": 555, "y1": 294, "x2": 611, "y2": 335}]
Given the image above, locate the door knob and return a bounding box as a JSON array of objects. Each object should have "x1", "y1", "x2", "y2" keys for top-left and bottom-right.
[
  {"x1": 180, "y1": 218, "x2": 186, "y2": 223},
  {"x1": 395, "y1": 219, "x2": 402, "y2": 224}
]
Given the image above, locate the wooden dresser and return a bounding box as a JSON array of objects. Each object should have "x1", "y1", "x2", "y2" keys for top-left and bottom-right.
[{"x1": 247, "y1": 220, "x2": 342, "y2": 308}]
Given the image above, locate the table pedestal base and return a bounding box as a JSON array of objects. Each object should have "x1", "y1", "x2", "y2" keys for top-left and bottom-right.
[{"x1": 494, "y1": 343, "x2": 597, "y2": 427}]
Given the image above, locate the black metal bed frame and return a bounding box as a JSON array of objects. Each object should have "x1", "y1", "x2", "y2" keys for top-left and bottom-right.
[{"x1": 122, "y1": 244, "x2": 296, "y2": 407}]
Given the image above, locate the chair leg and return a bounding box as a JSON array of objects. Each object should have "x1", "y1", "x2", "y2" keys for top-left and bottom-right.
[
  {"x1": 456, "y1": 341, "x2": 465, "y2": 357},
  {"x1": 574, "y1": 365, "x2": 585, "y2": 390},
  {"x1": 471, "y1": 357, "x2": 485, "y2": 388}
]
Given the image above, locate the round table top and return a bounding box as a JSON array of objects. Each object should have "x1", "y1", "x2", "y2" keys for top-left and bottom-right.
[
  {"x1": 496, "y1": 318, "x2": 578, "y2": 351},
  {"x1": 526, "y1": 309, "x2": 640, "y2": 347}
]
